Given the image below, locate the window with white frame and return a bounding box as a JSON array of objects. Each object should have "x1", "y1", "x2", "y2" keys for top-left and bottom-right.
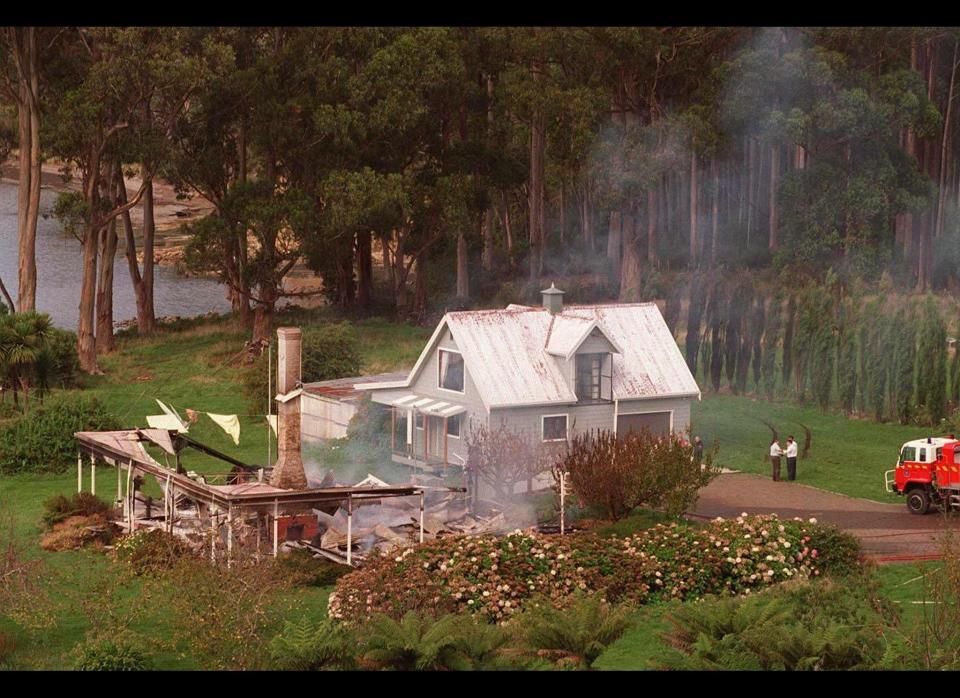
[
  {"x1": 542, "y1": 414, "x2": 568, "y2": 442},
  {"x1": 438, "y1": 349, "x2": 465, "y2": 392},
  {"x1": 415, "y1": 413, "x2": 424, "y2": 430},
  {"x1": 446, "y1": 413, "x2": 462, "y2": 438}
]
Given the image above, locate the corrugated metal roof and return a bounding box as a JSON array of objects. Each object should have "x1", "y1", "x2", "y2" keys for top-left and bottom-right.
[
  {"x1": 564, "y1": 303, "x2": 700, "y2": 400},
  {"x1": 304, "y1": 372, "x2": 408, "y2": 402},
  {"x1": 365, "y1": 301, "x2": 699, "y2": 409}
]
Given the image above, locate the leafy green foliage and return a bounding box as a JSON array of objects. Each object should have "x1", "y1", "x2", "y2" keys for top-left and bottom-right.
[
  {"x1": 916, "y1": 295, "x2": 948, "y2": 425},
  {"x1": 656, "y1": 577, "x2": 894, "y2": 670},
  {"x1": 564, "y1": 429, "x2": 720, "y2": 521},
  {"x1": 269, "y1": 617, "x2": 357, "y2": 671},
  {"x1": 113, "y1": 530, "x2": 194, "y2": 577},
  {"x1": 516, "y1": 593, "x2": 632, "y2": 669},
  {"x1": 0, "y1": 394, "x2": 120, "y2": 474},
  {"x1": 275, "y1": 548, "x2": 352, "y2": 587},
  {"x1": 72, "y1": 636, "x2": 153, "y2": 671}
]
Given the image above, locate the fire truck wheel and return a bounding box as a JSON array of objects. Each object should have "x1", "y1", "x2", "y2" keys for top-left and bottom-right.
[{"x1": 906, "y1": 488, "x2": 931, "y2": 515}]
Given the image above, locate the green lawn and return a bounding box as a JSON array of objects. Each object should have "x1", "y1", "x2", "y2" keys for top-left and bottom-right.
[
  {"x1": 0, "y1": 311, "x2": 427, "y2": 670},
  {"x1": 0, "y1": 311, "x2": 948, "y2": 669},
  {"x1": 693, "y1": 394, "x2": 936, "y2": 502}
]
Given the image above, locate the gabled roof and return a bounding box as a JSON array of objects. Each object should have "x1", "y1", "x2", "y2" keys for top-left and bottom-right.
[
  {"x1": 544, "y1": 315, "x2": 623, "y2": 360},
  {"x1": 362, "y1": 302, "x2": 700, "y2": 409}
]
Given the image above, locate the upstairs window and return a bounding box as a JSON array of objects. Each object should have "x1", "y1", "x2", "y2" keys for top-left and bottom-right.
[
  {"x1": 576, "y1": 353, "x2": 611, "y2": 402},
  {"x1": 438, "y1": 349, "x2": 464, "y2": 392}
]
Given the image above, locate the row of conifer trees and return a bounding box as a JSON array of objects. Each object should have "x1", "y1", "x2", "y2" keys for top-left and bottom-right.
[{"x1": 670, "y1": 275, "x2": 957, "y2": 427}]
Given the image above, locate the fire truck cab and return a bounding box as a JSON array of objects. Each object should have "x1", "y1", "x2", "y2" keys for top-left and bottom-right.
[{"x1": 885, "y1": 436, "x2": 960, "y2": 514}]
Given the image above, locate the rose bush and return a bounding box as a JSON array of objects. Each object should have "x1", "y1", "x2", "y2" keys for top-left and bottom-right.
[{"x1": 329, "y1": 514, "x2": 859, "y2": 624}]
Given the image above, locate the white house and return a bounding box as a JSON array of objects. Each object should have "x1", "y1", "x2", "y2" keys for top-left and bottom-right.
[{"x1": 358, "y1": 285, "x2": 701, "y2": 472}]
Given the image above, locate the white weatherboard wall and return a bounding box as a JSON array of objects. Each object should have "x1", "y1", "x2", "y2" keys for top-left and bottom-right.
[{"x1": 301, "y1": 393, "x2": 357, "y2": 442}]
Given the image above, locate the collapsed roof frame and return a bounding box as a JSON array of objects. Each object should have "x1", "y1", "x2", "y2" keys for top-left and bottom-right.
[{"x1": 74, "y1": 429, "x2": 434, "y2": 566}]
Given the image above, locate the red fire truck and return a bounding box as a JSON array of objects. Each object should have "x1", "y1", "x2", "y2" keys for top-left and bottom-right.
[{"x1": 885, "y1": 436, "x2": 960, "y2": 514}]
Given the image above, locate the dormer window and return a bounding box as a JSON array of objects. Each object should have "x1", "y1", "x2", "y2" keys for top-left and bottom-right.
[
  {"x1": 576, "y1": 352, "x2": 612, "y2": 402},
  {"x1": 438, "y1": 349, "x2": 464, "y2": 393}
]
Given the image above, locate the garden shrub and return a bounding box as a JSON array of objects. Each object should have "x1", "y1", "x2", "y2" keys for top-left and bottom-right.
[
  {"x1": 72, "y1": 635, "x2": 152, "y2": 671},
  {"x1": 38, "y1": 327, "x2": 81, "y2": 390},
  {"x1": 357, "y1": 610, "x2": 516, "y2": 671},
  {"x1": 42, "y1": 492, "x2": 111, "y2": 529},
  {"x1": 0, "y1": 394, "x2": 121, "y2": 474},
  {"x1": 0, "y1": 631, "x2": 14, "y2": 669},
  {"x1": 655, "y1": 576, "x2": 894, "y2": 670},
  {"x1": 113, "y1": 529, "x2": 194, "y2": 576},
  {"x1": 329, "y1": 514, "x2": 860, "y2": 624},
  {"x1": 515, "y1": 593, "x2": 632, "y2": 669},
  {"x1": 269, "y1": 617, "x2": 357, "y2": 670},
  {"x1": 564, "y1": 428, "x2": 720, "y2": 521},
  {"x1": 276, "y1": 548, "x2": 352, "y2": 587}
]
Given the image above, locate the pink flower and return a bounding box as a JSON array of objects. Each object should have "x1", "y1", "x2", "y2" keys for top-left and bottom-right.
[{"x1": 810, "y1": 549, "x2": 818, "y2": 558}]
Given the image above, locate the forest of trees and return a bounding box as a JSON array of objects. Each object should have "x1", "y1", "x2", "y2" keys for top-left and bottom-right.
[{"x1": 3, "y1": 27, "x2": 960, "y2": 375}]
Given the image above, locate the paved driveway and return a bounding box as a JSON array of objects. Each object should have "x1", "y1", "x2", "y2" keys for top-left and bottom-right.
[{"x1": 689, "y1": 473, "x2": 960, "y2": 561}]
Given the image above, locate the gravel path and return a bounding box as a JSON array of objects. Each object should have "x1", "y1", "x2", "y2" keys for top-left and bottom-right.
[{"x1": 689, "y1": 473, "x2": 960, "y2": 561}]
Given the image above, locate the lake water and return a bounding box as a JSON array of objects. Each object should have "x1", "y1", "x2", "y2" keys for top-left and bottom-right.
[{"x1": 0, "y1": 183, "x2": 231, "y2": 329}]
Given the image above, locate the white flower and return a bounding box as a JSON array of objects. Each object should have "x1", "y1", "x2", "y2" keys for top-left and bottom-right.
[
  {"x1": 808, "y1": 518, "x2": 817, "y2": 524},
  {"x1": 784, "y1": 542, "x2": 791, "y2": 548},
  {"x1": 467, "y1": 599, "x2": 474, "y2": 605}
]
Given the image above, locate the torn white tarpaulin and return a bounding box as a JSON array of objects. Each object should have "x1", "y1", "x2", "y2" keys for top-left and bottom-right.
[
  {"x1": 155, "y1": 399, "x2": 188, "y2": 431},
  {"x1": 205, "y1": 413, "x2": 240, "y2": 446},
  {"x1": 146, "y1": 414, "x2": 189, "y2": 433}
]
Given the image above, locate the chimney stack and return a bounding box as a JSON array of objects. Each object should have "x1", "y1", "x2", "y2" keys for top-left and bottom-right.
[
  {"x1": 541, "y1": 283, "x2": 564, "y2": 315},
  {"x1": 270, "y1": 327, "x2": 307, "y2": 490}
]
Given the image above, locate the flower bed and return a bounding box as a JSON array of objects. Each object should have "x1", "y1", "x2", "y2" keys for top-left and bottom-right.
[{"x1": 328, "y1": 514, "x2": 859, "y2": 624}]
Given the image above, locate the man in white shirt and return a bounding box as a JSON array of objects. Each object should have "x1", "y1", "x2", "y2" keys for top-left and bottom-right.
[
  {"x1": 785, "y1": 436, "x2": 799, "y2": 481},
  {"x1": 769, "y1": 439, "x2": 783, "y2": 481}
]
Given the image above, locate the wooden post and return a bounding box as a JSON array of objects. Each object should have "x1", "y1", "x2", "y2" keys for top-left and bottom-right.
[
  {"x1": 256, "y1": 514, "x2": 261, "y2": 561},
  {"x1": 424, "y1": 412, "x2": 429, "y2": 465},
  {"x1": 164, "y1": 475, "x2": 172, "y2": 533},
  {"x1": 210, "y1": 510, "x2": 217, "y2": 562},
  {"x1": 443, "y1": 416, "x2": 448, "y2": 471},
  {"x1": 125, "y1": 461, "x2": 134, "y2": 532},
  {"x1": 560, "y1": 471, "x2": 566, "y2": 536},
  {"x1": 77, "y1": 452, "x2": 82, "y2": 493},
  {"x1": 419, "y1": 490, "x2": 425, "y2": 544},
  {"x1": 391, "y1": 407, "x2": 396, "y2": 453},
  {"x1": 346, "y1": 495, "x2": 354, "y2": 565},
  {"x1": 273, "y1": 499, "x2": 279, "y2": 558},
  {"x1": 90, "y1": 454, "x2": 96, "y2": 496},
  {"x1": 227, "y1": 506, "x2": 233, "y2": 569},
  {"x1": 116, "y1": 461, "x2": 122, "y2": 505}
]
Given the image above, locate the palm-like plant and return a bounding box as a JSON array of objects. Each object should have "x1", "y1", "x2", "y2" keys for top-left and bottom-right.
[
  {"x1": 517, "y1": 594, "x2": 633, "y2": 669},
  {"x1": 0, "y1": 311, "x2": 53, "y2": 413},
  {"x1": 359, "y1": 611, "x2": 482, "y2": 671},
  {"x1": 268, "y1": 617, "x2": 356, "y2": 671}
]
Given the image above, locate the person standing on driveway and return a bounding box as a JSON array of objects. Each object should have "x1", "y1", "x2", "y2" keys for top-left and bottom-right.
[
  {"x1": 769, "y1": 438, "x2": 783, "y2": 481},
  {"x1": 785, "y1": 435, "x2": 799, "y2": 481}
]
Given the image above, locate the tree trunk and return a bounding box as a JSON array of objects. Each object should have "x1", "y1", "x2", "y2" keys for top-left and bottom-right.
[
  {"x1": 117, "y1": 164, "x2": 157, "y2": 334},
  {"x1": 711, "y1": 156, "x2": 719, "y2": 267},
  {"x1": 528, "y1": 95, "x2": 545, "y2": 284},
  {"x1": 607, "y1": 211, "x2": 622, "y2": 281},
  {"x1": 252, "y1": 287, "x2": 277, "y2": 344},
  {"x1": 937, "y1": 38, "x2": 958, "y2": 238},
  {"x1": 455, "y1": 229, "x2": 469, "y2": 301},
  {"x1": 769, "y1": 143, "x2": 779, "y2": 251},
  {"x1": 15, "y1": 27, "x2": 40, "y2": 313},
  {"x1": 689, "y1": 151, "x2": 698, "y2": 266},
  {"x1": 95, "y1": 217, "x2": 118, "y2": 354},
  {"x1": 746, "y1": 136, "x2": 755, "y2": 247},
  {"x1": 356, "y1": 230, "x2": 372, "y2": 309},
  {"x1": 78, "y1": 220, "x2": 100, "y2": 374},
  {"x1": 619, "y1": 212, "x2": 642, "y2": 301},
  {"x1": 647, "y1": 186, "x2": 657, "y2": 265}
]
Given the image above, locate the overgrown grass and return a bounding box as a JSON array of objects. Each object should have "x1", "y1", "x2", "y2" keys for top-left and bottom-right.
[
  {"x1": 0, "y1": 311, "x2": 425, "y2": 669},
  {"x1": 694, "y1": 394, "x2": 935, "y2": 502}
]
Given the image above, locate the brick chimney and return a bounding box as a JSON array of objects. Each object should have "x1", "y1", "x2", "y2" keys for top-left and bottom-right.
[{"x1": 270, "y1": 327, "x2": 307, "y2": 490}]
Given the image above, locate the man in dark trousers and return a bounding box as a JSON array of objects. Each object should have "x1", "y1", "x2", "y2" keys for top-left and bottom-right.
[
  {"x1": 785, "y1": 435, "x2": 799, "y2": 481},
  {"x1": 769, "y1": 438, "x2": 783, "y2": 481}
]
